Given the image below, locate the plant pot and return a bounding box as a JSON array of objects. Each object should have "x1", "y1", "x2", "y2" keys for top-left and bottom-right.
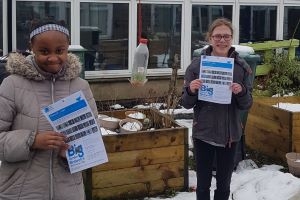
[
  {"x1": 98, "y1": 115, "x2": 120, "y2": 130},
  {"x1": 125, "y1": 110, "x2": 146, "y2": 123},
  {"x1": 286, "y1": 152, "x2": 300, "y2": 177},
  {"x1": 119, "y1": 118, "x2": 143, "y2": 134},
  {"x1": 129, "y1": 79, "x2": 147, "y2": 87}
]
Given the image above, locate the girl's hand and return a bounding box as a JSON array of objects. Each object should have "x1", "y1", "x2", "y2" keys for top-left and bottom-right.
[
  {"x1": 59, "y1": 145, "x2": 69, "y2": 158},
  {"x1": 31, "y1": 131, "x2": 69, "y2": 151},
  {"x1": 231, "y1": 83, "x2": 242, "y2": 95},
  {"x1": 189, "y1": 79, "x2": 203, "y2": 94}
]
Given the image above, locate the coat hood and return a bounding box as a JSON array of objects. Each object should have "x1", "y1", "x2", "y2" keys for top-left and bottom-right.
[{"x1": 5, "y1": 53, "x2": 82, "y2": 81}]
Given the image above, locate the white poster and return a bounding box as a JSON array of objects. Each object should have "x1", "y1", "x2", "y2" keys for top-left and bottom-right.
[
  {"x1": 42, "y1": 91, "x2": 108, "y2": 174},
  {"x1": 199, "y1": 55, "x2": 234, "y2": 104}
]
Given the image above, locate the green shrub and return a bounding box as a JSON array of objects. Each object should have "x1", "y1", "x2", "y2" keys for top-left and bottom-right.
[{"x1": 264, "y1": 53, "x2": 300, "y2": 96}]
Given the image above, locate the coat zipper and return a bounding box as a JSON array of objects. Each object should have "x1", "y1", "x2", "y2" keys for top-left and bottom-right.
[
  {"x1": 49, "y1": 77, "x2": 55, "y2": 200},
  {"x1": 227, "y1": 104, "x2": 232, "y2": 148}
]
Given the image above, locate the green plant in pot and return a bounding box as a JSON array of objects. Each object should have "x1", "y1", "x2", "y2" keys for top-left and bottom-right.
[{"x1": 130, "y1": 72, "x2": 148, "y2": 87}]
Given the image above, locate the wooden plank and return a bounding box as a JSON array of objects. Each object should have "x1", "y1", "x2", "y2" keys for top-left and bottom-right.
[
  {"x1": 255, "y1": 64, "x2": 272, "y2": 76},
  {"x1": 92, "y1": 161, "x2": 184, "y2": 189},
  {"x1": 292, "y1": 119, "x2": 300, "y2": 127},
  {"x1": 292, "y1": 131, "x2": 300, "y2": 142},
  {"x1": 292, "y1": 141, "x2": 300, "y2": 153},
  {"x1": 88, "y1": 108, "x2": 189, "y2": 200},
  {"x1": 246, "y1": 114, "x2": 290, "y2": 137},
  {"x1": 93, "y1": 182, "x2": 148, "y2": 200},
  {"x1": 245, "y1": 122, "x2": 290, "y2": 151},
  {"x1": 103, "y1": 129, "x2": 186, "y2": 153},
  {"x1": 245, "y1": 96, "x2": 300, "y2": 161},
  {"x1": 241, "y1": 39, "x2": 299, "y2": 51},
  {"x1": 249, "y1": 101, "x2": 291, "y2": 125},
  {"x1": 93, "y1": 145, "x2": 185, "y2": 171},
  {"x1": 254, "y1": 96, "x2": 300, "y2": 105},
  {"x1": 246, "y1": 124, "x2": 290, "y2": 160},
  {"x1": 100, "y1": 108, "x2": 182, "y2": 129},
  {"x1": 92, "y1": 177, "x2": 184, "y2": 200},
  {"x1": 292, "y1": 113, "x2": 300, "y2": 120},
  {"x1": 148, "y1": 177, "x2": 185, "y2": 194}
]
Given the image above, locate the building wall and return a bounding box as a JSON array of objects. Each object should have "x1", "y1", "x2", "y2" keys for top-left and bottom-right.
[
  {"x1": 89, "y1": 76, "x2": 184, "y2": 102},
  {"x1": 1, "y1": 0, "x2": 300, "y2": 102}
]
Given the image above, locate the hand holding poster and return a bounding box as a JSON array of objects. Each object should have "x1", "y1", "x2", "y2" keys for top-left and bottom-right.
[
  {"x1": 42, "y1": 91, "x2": 108, "y2": 174},
  {"x1": 198, "y1": 55, "x2": 234, "y2": 104}
]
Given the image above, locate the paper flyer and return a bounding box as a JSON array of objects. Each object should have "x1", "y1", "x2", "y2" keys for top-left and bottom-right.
[
  {"x1": 198, "y1": 55, "x2": 234, "y2": 104},
  {"x1": 42, "y1": 91, "x2": 108, "y2": 173}
]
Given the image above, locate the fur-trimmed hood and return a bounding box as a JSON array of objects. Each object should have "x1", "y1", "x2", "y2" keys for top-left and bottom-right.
[{"x1": 6, "y1": 53, "x2": 82, "y2": 81}]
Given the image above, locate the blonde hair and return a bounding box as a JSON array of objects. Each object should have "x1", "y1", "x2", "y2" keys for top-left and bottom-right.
[{"x1": 206, "y1": 18, "x2": 233, "y2": 41}]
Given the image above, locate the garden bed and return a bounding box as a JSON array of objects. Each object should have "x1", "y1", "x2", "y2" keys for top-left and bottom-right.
[
  {"x1": 245, "y1": 96, "x2": 300, "y2": 161},
  {"x1": 85, "y1": 108, "x2": 189, "y2": 200}
]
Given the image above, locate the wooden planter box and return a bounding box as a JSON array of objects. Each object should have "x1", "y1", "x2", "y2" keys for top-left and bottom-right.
[
  {"x1": 245, "y1": 96, "x2": 300, "y2": 161},
  {"x1": 85, "y1": 108, "x2": 189, "y2": 200}
]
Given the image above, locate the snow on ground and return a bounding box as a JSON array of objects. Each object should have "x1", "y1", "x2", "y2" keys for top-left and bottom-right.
[
  {"x1": 145, "y1": 165, "x2": 300, "y2": 200},
  {"x1": 2, "y1": 103, "x2": 300, "y2": 199},
  {"x1": 144, "y1": 105, "x2": 300, "y2": 200}
]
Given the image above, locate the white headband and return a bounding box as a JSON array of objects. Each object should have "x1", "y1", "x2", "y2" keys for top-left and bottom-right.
[{"x1": 30, "y1": 24, "x2": 69, "y2": 40}]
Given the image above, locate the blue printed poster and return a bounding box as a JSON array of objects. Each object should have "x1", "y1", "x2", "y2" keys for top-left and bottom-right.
[
  {"x1": 42, "y1": 91, "x2": 108, "y2": 174},
  {"x1": 199, "y1": 55, "x2": 234, "y2": 104}
]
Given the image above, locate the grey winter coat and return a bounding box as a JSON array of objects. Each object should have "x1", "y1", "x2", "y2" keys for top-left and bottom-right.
[
  {"x1": 181, "y1": 46, "x2": 253, "y2": 145},
  {"x1": 0, "y1": 53, "x2": 98, "y2": 200}
]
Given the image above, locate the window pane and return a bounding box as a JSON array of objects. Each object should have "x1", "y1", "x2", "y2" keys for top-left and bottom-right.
[
  {"x1": 239, "y1": 6, "x2": 277, "y2": 43},
  {"x1": 0, "y1": 0, "x2": 2, "y2": 56},
  {"x1": 191, "y1": 5, "x2": 232, "y2": 57},
  {"x1": 284, "y1": 6, "x2": 300, "y2": 58},
  {"x1": 141, "y1": 4, "x2": 182, "y2": 69},
  {"x1": 16, "y1": 1, "x2": 71, "y2": 51},
  {"x1": 80, "y1": 3, "x2": 129, "y2": 71}
]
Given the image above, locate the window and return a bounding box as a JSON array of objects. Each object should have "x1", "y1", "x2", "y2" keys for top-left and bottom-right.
[
  {"x1": 80, "y1": 2, "x2": 129, "y2": 71},
  {"x1": 141, "y1": 4, "x2": 182, "y2": 69},
  {"x1": 239, "y1": 6, "x2": 277, "y2": 43},
  {"x1": 191, "y1": 5, "x2": 232, "y2": 57},
  {"x1": 0, "y1": 0, "x2": 2, "y2": 56},
  {"x1": 283, "y1": 6, "x2": 300, "y2": 58},
  {"x1": 16, "y1": 1, "x2": 71, "y2": 51}
]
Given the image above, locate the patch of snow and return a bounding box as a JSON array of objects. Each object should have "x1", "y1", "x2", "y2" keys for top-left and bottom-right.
[
  {"x1": 100, "y1": 127, "x2": 118, "y2": 135},
  {"x1": 110, "y1": 104, "x2": 124, "y2": 109},
  {"x1": 121, "y1": 122, "x2": 142, "y2": 131},
  {"x1": 127, "y1": 112, "x2": 145, "y2": 119},
  {"x1": 272, "y1": 103, "x2": 300, "y2": 112}
]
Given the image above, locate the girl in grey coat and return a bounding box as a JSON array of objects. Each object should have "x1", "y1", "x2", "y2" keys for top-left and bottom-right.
[
  {"x1": 0, "y1": 20, "x2": 98, "y2": 200},
  {"x1": 182, "y1": 18, "x2": 253, "y2": 200}
]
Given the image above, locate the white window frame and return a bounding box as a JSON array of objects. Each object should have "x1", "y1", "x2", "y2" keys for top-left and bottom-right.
[
  {"x1": 2, "y1": 0, "x2": 8, "y2": 55},
  {"x1": 12, "y1": 0, "x2": 72, "y2": 52},
  {"x1": 7, "y1": 0, "x2": 298, "y2": 79}
]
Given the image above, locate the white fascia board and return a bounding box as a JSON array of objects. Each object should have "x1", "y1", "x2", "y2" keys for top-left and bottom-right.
[
  {"x1": 191, "y1": 0, "x2": 234, "y2": 3},
  {"x1": 238, "y1": 0, "x2": 280, "y2": 3}
]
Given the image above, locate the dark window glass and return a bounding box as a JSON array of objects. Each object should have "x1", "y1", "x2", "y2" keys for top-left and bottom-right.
[
  {"x1": 283, "y1": 6, "x2": 300, "y2": 58},
  {"x1": 16, "y1": 2, "x2": 71, "y2": 51},
  {"x1": 0, "y1": 0, "x2": 3, "y2": 56},
  {"x1": 239, "y1": 6, "x2": 277, "y2": 43},
  {"x1": 140, "y1": 4, "x2": 182, "y2": 69},
  {"x1": 191, "y1": 5, "x2": 232, "y2": 57},
  {"x1": 80, "y1": 3, "x2": 129, "y2": 71}
]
